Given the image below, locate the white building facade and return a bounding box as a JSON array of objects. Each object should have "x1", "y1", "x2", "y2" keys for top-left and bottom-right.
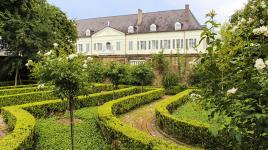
[{"x1": 76, "y1": 5, "x2": 206, "y2": 63}]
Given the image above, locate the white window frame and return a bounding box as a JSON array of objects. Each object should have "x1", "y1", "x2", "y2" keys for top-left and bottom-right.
[
  {"x1": 128, "y1": 26, "x2": 134, "y2": 33},
  {"x1": 175, "y1": 22, "x2": 182, "y2": 30},
  {"x1": 128, "y1": 41, "x2": 133, "y2": 50},
  {"x1": 150, "y1": 24, "x2": 157, "y2": 32},
  {"x1": 116, "y1": 42, "x2": 120, "y2": 51}
]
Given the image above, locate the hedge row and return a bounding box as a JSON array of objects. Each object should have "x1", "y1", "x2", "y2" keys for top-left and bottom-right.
[
  {"x1": 98, "y1": 88, "x2": 197, "y2": 150},
  {"x1": 0, "y1": 84, "x2": 38, "y2": 90},
  {"x1": 0, "y1": 86, "x2": 140, "y2": 150},
  {"x1": 155, "y1": 89, "x2": 224, "y2": 149},
  {"x1": 0, "y1": 86, "x2": 50, "y2": 96},
  {"x1": 0, "y1": 107, "x2": 35, "y2": 150},
  {"x1": 0, "y1": 84, "x2": 126, "y2": 107},
  {"x1": 0, "y1": 80, "x2": 36, "y2": 87}
]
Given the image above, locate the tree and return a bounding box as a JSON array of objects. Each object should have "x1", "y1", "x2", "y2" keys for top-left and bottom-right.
[
  {"x1": 105, "y1": 62, "x2": 126, "y2": 99},
  {"x1": 132, "y1": 63, "x2": 154, "y2": 92},
  {"x1": 84, "y1": 57, "x2": 107, "y2": 83},
  {"x1": 0, "y1": 0, "x2": 77, "y2": 85},
  {"x1": 30, "y1": 51, "x2": 86, "y2": 150},
  {"x1": 192, "y1": 1, "x2": 268, "y2": 148}
]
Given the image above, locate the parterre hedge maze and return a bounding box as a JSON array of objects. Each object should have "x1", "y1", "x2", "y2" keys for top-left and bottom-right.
[{"x1": 0, "y1": 83, "x2": 224, "y2": 150}]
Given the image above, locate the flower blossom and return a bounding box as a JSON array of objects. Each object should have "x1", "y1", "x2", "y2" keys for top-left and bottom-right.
[
  {"x1": 206, "y1": 10, "x2": 217, "y2": 18},
  {"x1": 227, "y1": 88, "x2": 238, "y2": 95},
  {"x1": 37, "y1": 84, "x2": 45, "y2": 90},
  {"x1": 25, "y1": 60, "x2": 33, "y2": 67},
  {"x1": 261, "y1": 1, "x2": 266, "y2": 8},
  {"x1": 254, "y1": 58, "x2": 266, "y2": 70},
  {"x1": 67, "y1": 54, "x2": 78, "y2": 61},
  {"x1": 45, "y1": 50, "x2": 52, "y2": 56},
  {"x1": 83, "y1": 63, "x2": 88, "y2": 68},
  {"x1": 53, "y1": 43, "x2": 58, "y2": 47},
  {"x1": 247, "y1": 18, "x2": 254, "y2": 24},
  {"x1": 265, "y1": 60, "x2": 268, "y2": 66},
  {"x1": 253, "y1": 26, "x2": 268, "y2": 37},
  {"x1": 231, "y1": 25, "x2": 239, "y2": 33},
  {"x1": 87, "y1": 57, "x2": 93, "y2": 61}
]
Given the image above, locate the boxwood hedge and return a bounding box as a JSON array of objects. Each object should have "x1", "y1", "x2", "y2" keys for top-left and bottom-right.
[
  {"x1": 0, "y1": 84, "x2": 127, "y2": 107},
  {"x1": 0, "y1": 84, "x2": 38, "y2": 90},
  {"x1": 0, "y1": 86, "x2": 140, "y2": 150},
  {"x1": 155, "y1": 89, "x2": 226, "y2": 149},
  {"x1": 98, "y1": 88, "x2": 197, "y2": 150}
]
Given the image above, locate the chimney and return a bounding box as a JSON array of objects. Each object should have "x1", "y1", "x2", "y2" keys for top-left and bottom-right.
[
  {"x1": 185, "y1": 4, "x2": 189, "y2": 11},
  {"x1": 137, "y1": 9, "x2": 143, "y2": 26},
  {"x1": 184, "y1": 4, "x2": 190, "y2": 22}
]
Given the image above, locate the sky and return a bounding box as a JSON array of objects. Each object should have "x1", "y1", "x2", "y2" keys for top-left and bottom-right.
[{"x1": 47, "y1": 0, "x2": 248, "y2": 24}]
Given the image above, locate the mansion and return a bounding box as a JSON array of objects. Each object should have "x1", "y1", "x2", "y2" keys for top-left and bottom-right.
[{"x1": 76, "y1": 4, "x2": 206, "y2": 64}]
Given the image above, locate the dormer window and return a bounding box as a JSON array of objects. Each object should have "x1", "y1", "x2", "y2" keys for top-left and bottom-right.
[
  {"x1": 128, "y1": 26, "x2": 134, "y2": 33},
  {"x1": 150, "y1": 24, "x2": 157, "y2": 32},
  {"x1": 175, "y1": 22, "x2": 182, "y2": 30},
  {"x1": 85, "y1": 29, "x2": 91, "y2": 36}
]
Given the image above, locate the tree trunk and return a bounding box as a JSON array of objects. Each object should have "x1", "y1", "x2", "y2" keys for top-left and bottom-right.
[
  {"x1": 14, "y1": 65, "x2": 19, "y2": 86},
  {"x1": 69, "y1": 96, "x2": 75, "y2": 150}
]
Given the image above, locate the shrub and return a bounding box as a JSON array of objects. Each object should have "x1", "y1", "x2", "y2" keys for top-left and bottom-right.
[
  {"x1": 162, "y1": 72, "x2": 179, "y2": 89},
  {"x1": 0, "y1": 84, "x2": 37, "y2": 90},
  {"x1": 84, "y1": 58, "x2": 107, "y2": 83},
  {"x1": 131, "y1": 63, "x2": 154, "y2": 89},
  {"x1": 165, "y1": 85, "x2": 187, "y2": 95},
  {"x1": 98, "y1": 88, "x2": 196, "y2": 150},
  {"x1": 0, "y1": 80, "x2": 36, "y2": 87},
  {"x1": 0, "y1": 107, "x2": 36, "y2": 150},
  {"x1": 0, "y1": 84, "x2": 126, "y2": 107},
  {"x1": 0, "y1": 86, "x2": 50, "y2": 96},
  {"x1": 155, "y1": 89, "x2": 226, "y2": 148}
]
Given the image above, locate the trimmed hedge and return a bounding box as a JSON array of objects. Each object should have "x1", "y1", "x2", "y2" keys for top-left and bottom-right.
[
  {"x1": 0, "y1": 84, "x2": 126, "y2": 107},
  {"x1": 0, "y1": 80, "x2": 36, "y2": 87},
  {"x1": 0, "y1": 86, "x2": 50, "y2": 96},
  {"x1": 0, "y1": 84, "x2": 38, "y2": 90},
  {"x1": 98, "y1": 88, "x2": 197, "y2": 150},
  {"x1": 0, "y1": 107, "x2": 36, "y2": 150},
  {"x1": 0, "y1": 86, "x2": 141, "y2": 149},
  {"x1": 155, "y1": 89, "x2": 224, "y2": 149},
  {"x1": 165, "y1": 85, "x2": 187, "y2": 95}
]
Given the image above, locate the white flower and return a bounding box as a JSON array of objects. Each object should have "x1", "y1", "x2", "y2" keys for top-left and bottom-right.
[
  {"x1": 37, "y1": 84, "x2": 45, "y2": 90},
  {"x1": 254, "y1": 58, "x2": 266, "y2": 70},
  {"x1": 231, "y1": 25, "x2": 239, "y2": 33},
  {"x1": 53, "y1": 43, "x2": 58, "y2": 47},
  {"x1": 265, "y1": 60, "x2": 268, "y2": 66},
  {"x1": 87, "y1": 57, "x2": 93, "y2": 61},
  {"x1": 37, "y1": 51, "x2": 41, "y2": 55},
  {"x1": 83, "y1": 63, "x2": 88, "y2": 68},
  {"x1": 227, "y1": 87, "x2": 238, "y2": 95},
  {"x1": 261, "y1": 1, "x2": 266, "y2": 8},
  {"x1": 190, "y1": 93, "x2": 202, "y2": 98},
  {"x1": 45, "y1": 50, "x2": 52, "y2": 56},
  {"x1": 247, "y1": 18, "x2": 254, "y2": 24},
  {"x1": 253, "y1": 26, "x2": 268, "y2": 36},
  {"x1": 25, "y1": 60, "x2": 33, "y2": 67},
  {"x1": 260, "y1": 19, "x2": 265, "y2": 24},
  {"x1": 67, "y1": 54, "x2": 78, "y2": 61}
]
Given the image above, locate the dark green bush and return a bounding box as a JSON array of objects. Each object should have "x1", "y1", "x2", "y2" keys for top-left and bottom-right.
[
  {"x1": 0, "y1": 86, "x2": 50, "y2": 96},
  {"x1": 162, "y1": 72, "x2": 179, "y2": 89},
  {"x1": 0, "y1": 80, "x2": 36, "y2": 87},
  {"x1": 0, "y1": 84, "x2": 37, "y2": 90},
  {"x1": 165, "y1": 85, "x2": 187, "y2": 95}
]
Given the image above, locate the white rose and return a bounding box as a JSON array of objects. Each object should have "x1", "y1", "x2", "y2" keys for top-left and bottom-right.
[
  {"x1": 25, "y1": 60, "x2": 33, "y2": 67},
  {"x1": 37, "y1": 84, "x2": 45, "y2": 90},
  {"x1": 254, "y1": 58, "x2": 266, "y2": 70},
  {"x1": 67, "y1": 54, "x2": 78, "y2": 61},
  {"x1": 45, "y1": 50, "x2": 52, "y2": 56},
  {"x1": 227, "y1": 87, "x2": 238, "y2": 95},
  {"x1": 53, "y1": 43, "x2": 58, "y2": 47}
]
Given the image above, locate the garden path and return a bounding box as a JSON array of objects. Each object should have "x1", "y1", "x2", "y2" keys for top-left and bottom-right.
[
  {"x1": 0, "y1": 115, "x2": 8, "y2": 138},
  {"x1": 119, "y1": 96, "x2": 189, "y2": 146}
]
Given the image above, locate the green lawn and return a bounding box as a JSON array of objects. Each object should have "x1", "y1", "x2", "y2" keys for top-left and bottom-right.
[
  {"x1": 172, "y1": 101, "x2": 222, "y2": 133},
  {"x1": 35, "y1": 107, "x2": 111, "y2": 150}
]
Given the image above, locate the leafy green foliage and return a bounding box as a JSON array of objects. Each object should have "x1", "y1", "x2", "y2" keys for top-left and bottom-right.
[
  {"x1": 162, "y1": 72, "x2": 179, "y2": 89},
  {"x1": 0, "y1": 83, "x2": 37, "y2": 90},
  {"x1": 132, "y1": 63, "x2": 154, "y2": 87},
  {"x1": 191, "y1": 1, "x2": 268, "y2": 148},
  {"x1": 0, "y1": 86, "x2": 49, "y2": 96},
  {"x1": 152, "y1": 51, "x2": 169, "y2": 74},
  {"x1": 105, "y1": 62, "x2": 126, "y2": 89},
  {"x1": 35, "y1": 107, "x2": 111, "y2": 150},
  {"x1": 84, "y1": 57, "x2": 107, "y2": 83}
]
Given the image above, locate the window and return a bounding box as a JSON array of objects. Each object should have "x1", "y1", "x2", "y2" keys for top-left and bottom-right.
[
  {"x1": 176, "y1": 39, "x2": 180, "y2": 49},
  {"x1": 140, "y1": 41, "x2": 146, "y2": 50},
  {"x1": 97, "y1": 43, "x2": 102, "y2": 51},
  {"x1": 116, "y1": 42, "x2": 120, "y2": 50},
  {"x1": 129, "y1": 60, "x2": 145, "y2": 65},
  {"x1": 173, "y1": 39, "x2": 175, "y2": 49},
  {"x1": 180, "y1": 39, "x2": 184, "y2": 49},
  {"x1": 86, "y1": 43, "x2": 90, "y2": 52},
  {"x1": 163, "y1": 40, "x2": 171, "y2": 49},
  {"x1": 128, "y1": 26, "x2": 134, "y2": 33},
  {"x1": 152, "y1": 40, "x2": 158, "y2": 50},
  {"x1": 85, "y1": 29, "x2": 91, "y2": 36},
  {"x1": 77, "y1": 44, "x2": 83, "y2": 53},
  {"x1": 106, "y1": 42, "x2": 111, "y2": 50},
  {"x1": 137, "y1": 41, "x2": 140, "y2": 50},
  {"x1": 175, "y1": 22, "x2": 182, "y2": 30},
  {"x1": 148, "y1": 41, "x2": 151, "y2": 50},
  {"x1": 94, "y1": 43, "x2": 96, "y2": 50},
  {"x1": 160, "y1": 40, "x2": 163, "y2": 49},
  {"x1": 128, "y1": 41, "x2": 133, "y2": 50},
  {"x1": 188, "y1": 38, "x2": 197, "y2": 49},
  {"x1": 150, "y1": 24, "x2": 157, "y2": 32},
  {"x1": 186, "y1": 39, "x2": 189, "y2": 49}
]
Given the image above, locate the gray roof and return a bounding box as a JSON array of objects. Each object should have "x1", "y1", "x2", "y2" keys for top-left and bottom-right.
[{"x1": 76, "y1": 9, "x2": 202, "y2": 37}]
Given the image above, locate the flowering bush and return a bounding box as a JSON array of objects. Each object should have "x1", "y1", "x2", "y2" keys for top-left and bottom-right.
[{"x1": 191, "y1": 0, "x2": 268, "y2": 149}]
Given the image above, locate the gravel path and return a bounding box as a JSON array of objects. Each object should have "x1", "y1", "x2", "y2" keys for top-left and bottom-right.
[
  {"x1": 119, "y1": 96, "x2": 190, "y2": 146},
  {"x1": 0, "y1": 115, "x2": 8, "y2": 138}
]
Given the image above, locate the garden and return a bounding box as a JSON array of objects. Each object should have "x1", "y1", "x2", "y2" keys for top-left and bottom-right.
[{"x1": 0, "y1": 0, "x2": 267, "y2": 149}]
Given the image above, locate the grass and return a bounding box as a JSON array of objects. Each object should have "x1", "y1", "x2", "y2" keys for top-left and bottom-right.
[
  {"x1": 172, "y1": 101, "x2": 222, "y2": 133},
  {"x1": 35, "y1": 107, "x2": 111, "y2": 150}
]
